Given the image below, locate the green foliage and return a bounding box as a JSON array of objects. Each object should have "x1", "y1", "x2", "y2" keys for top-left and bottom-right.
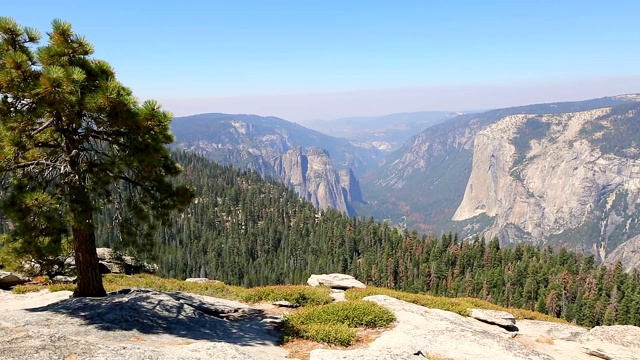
[
  {"x1": 511, "y1": 117, "x2": 551, "y2": 166},
  {"x1": 287, "y1": 300, "x2": 395, "y2": 328},
  {"x1": 238, "y1": 285, "x2": 332, "y2": 306},
  {"x1": 582, "y1": 103, "x2": 640, "y2": 159},
  {"x1": 282, "y1": 300, "x2": 394, "y2": 346},
  {"x1": 12, "y1": 283, "x2": 76, "y2": 294},
  {"x1": 12, "y1": 273, "x2": 332, "y2": 306},
  {"x1": 284, "y1": 323, "x2": 356, "y2": 347},
  {"x1": 0, "y1": 17, "x2": 194, "y2": 296},
  {"x1": 89, "y1": 152, "x2": 640, "y2": 328}
]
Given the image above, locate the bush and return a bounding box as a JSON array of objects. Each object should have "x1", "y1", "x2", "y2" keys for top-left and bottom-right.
[
  {"x1": 286, "y1": 323, "x2": 357, "y2": 347},
  {"x1": 239, "y1": 285, "x2": 332, "y2": 306},
  {"x1": 282, "y1": 300, "x2": 395, "y2": 346},
  {"x1": 287, "y1": 300, "x2": 395, "y2": 328}
]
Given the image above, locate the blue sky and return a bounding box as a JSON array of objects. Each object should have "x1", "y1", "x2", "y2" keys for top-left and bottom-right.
[{"x1": 5, "y1": 1, "x2": 640, "y2": 121}]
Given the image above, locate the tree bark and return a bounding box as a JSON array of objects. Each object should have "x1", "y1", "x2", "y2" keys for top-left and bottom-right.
[
  {"x1": 71, "y1": 191, "x2": 106, "y2": 297},
  {"x1": 72, "y1": 224, "x2": 106, "y2": 297}
]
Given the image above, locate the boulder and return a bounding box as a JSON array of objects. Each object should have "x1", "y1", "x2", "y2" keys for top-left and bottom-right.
[
  {"x1": 329, "y1": 289, "x2": 346, "y2": 302},
  {"x1": 470, "y1": 308, "x2": 517, "y2": 328},
  {"x1": 310, "y1": 295, "x2": 554, "y2": 360},
  {"x1": 52, "y1": 276, "x2": 76, "y2": 283},
  {"x1": 578, "y1": 325, "x2": 640, "y2": 360},
  {"x1": 185, "y1": 278, "x2": 222, "y2": 284},
  {"x1": 95, "y1": 248, "x2": 156, "y2": 275},
  {"x1": 272, "y1": 300, "x2": 299, "y2": 308},
  {"x1": 0, "y1": 271, "x2": 30, "y2": 289},
  {"x1": 307, "y1": 273, "x2": 365, "y2": 289}
]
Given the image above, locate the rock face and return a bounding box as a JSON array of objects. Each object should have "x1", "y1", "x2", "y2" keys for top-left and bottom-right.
[
  {"x1": 453, "y1": 106, "x2": 640, "y2": 264},
  {"x1": 307, "y1": 273, "x2": 366, "y2": 289},
  {"x1": 272, "y1": 147, "x2": 351, "y2": 214},
  {"x1": 311, "y1": 295, "x2": 554, "y2": 360},
  {"x1": 0, "y1": 271, "x2": 30, "y2": 289},
  {"x1": 604, "y1": 234, "x2": 640, "y2": 272},
  {"x1": 338, "y1": 168, "x2": 363, "y2": 203},
  {"x1": 469, "y1": 308, "x2": 516, "y2": 328}
]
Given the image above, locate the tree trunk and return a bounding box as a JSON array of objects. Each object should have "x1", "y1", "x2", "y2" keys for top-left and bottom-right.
[
  {"x1": 70, "y1": 190, "x2": 106, "y2": 297},
  {"x1": 72, "y1": 224, "x2": 106, "y2": 297}
]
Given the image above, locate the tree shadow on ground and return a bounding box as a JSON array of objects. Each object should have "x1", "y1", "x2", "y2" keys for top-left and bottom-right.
[{"x1": 26, "y1": 289, "x2": 282, "y2": 347}]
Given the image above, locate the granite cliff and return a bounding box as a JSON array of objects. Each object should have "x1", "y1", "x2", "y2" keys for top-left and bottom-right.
[
  {"x1": 272, "y1": 147, "x2": 362, "y2": 214},
  {"x1": 454, "y1": 104, "x2": 640, "y2": 264}
]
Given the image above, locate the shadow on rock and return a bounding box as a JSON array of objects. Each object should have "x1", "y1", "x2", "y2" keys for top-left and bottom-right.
[{"x1": 26, "y1": 289, "x2": 281, "y2": 347}]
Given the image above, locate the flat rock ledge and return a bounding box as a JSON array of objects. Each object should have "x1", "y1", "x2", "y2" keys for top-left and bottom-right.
[
  {"x1": 0, "y1": 288, "x2": 286, "y2": 360},
  {"x1": 307, "y1": 273, "x2": 366, "y2": 290},
  {"x1": 470, "y1": 308, "x2": 517, "y2": 328}
]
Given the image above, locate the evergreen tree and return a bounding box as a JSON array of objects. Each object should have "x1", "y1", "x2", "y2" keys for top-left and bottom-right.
[{"x1": 0, "y1": 18, "x2": 194, "y2": 297}]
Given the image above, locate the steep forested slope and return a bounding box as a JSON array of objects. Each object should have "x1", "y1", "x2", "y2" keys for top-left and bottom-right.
[{"x1": 89, "y1": 152, "x2": 640, "y2": 327}]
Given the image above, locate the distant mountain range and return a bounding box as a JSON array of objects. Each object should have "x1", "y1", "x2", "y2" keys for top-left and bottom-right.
[
  {"x1": 170, "y1": 94, "x2": 640, "y2": 270},
  {"x1": 305, "y1": 111, "x2": 460, "y2": 152},
  {"x1": 170, "y1": 113, "x2": 379, "y2": 215}
]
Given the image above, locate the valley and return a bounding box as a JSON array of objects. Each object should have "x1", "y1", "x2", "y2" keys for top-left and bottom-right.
[{"x1": 168, "y1": 95, "x2": 640, "y2": 272}]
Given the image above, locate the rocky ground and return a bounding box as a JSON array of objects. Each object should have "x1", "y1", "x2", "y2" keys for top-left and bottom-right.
[
  {"x1": 1, "y1": 287, "x2": 639, "y2": 360},
  {"x1": 0, "y1": 288, "x2": 287, "y2": 360}
]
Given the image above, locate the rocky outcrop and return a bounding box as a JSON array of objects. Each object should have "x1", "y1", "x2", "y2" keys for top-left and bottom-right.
[
  {"x1": 311, "y1": 295, "x2": 554, "y2": 360},
  {"x1": 453, "y1": 107, "x2": 640, "y2": 267},
  {"x1": 0, "y1": 271, "x2": 30, "y2": 289},
  {"x1": 307, "y1": 273, "x2": 366, "y2": 289},
  {"x1": 605, "y1": 234, "x2": 640, "y2": 272},
  {"x1": 579, "y1": 325, "x2": 640, "y2": 360},
  {"x1": 338, "y1": 168, "x2": 363, "y2": 203},
  {"x1": 0, "y1": 289, "x2": 286, "y2": 360},
  {"x1": 2, "y1": 289, "x2": 640, "y2": 360},
  {"x1": 272, "y1": 147, "x2": 351, "y2": 213},
  {"x1": 96, "y1": 248, "x2": 156, "y2": 275},
  {"x1": 469, "y1": 308, "x2": 516, "y2": 328},
  {"x1": 170, "y1": 113, "x2": 381, "y2": 177}
]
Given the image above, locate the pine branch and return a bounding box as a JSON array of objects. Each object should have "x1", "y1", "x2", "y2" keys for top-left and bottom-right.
[{"x1": 32, "y1": 118, "x2": 55, "y2": 135}]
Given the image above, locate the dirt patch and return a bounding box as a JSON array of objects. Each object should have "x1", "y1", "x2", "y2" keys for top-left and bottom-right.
[{"x1": 284, "y1": 326, "x2": 392, "y2": 360}]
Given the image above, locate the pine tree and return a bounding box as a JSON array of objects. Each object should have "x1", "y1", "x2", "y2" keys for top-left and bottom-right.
[{"x1": 0, "y1": 18, "x2": 194, "y2": 297}]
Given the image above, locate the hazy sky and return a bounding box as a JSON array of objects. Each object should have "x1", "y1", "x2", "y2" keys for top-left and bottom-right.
[{"x1": 6, "y1": 1, "x2": 640, "y2": 122}]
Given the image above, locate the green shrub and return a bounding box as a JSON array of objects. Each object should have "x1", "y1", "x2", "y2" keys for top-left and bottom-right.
[
  {"x1": 285, "y1": 323, "x2": 356, "y2": 347},
  {"x1": 282, "y1": 300, "x2": 394, "y2": 346},
  {"x1": 240, "y1": 285, "x2": 332, "y2": 306},
  {"x1": 288, "y1": 300, "x2": 395, "y2": 328}
]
